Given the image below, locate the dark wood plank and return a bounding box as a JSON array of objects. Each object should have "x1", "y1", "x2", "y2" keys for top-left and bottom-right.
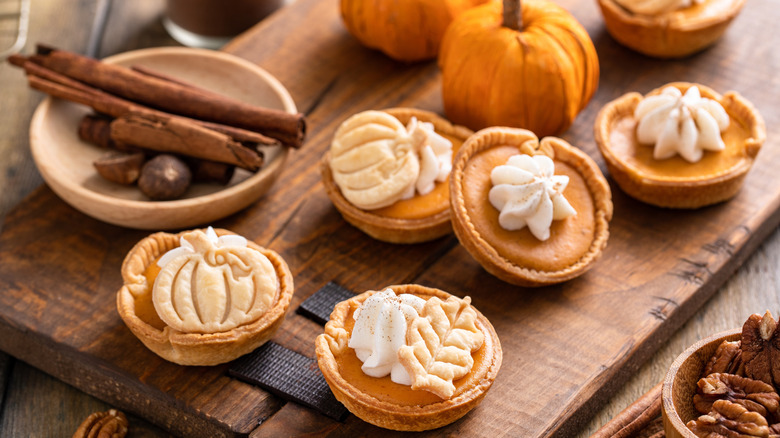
[{"x1": 0, "y1": 0, "x2": 778, "y2": 437}]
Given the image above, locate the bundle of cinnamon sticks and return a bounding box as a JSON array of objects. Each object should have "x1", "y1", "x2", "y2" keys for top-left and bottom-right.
[{"x1": 9, "y1": 44, "x2": 307, "y2": 199}]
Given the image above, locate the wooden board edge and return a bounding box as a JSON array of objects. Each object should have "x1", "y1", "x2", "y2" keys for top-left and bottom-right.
[{"x1": 0, "y1": 316, "x2": 250, "y2": 438}]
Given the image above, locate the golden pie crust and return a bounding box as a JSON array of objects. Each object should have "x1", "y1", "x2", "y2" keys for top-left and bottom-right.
[
  {"x1": 594, "y1": 82, "x2": 766, "y2": 208},
  {"x1": 450, "y1": 128, "x2": 613, "y2": 287},
  {"x1": 320, "y1": 108, "x2": 473, "y2": 244},
  {"x1": 116, "y1": 228, "x2": 294, "y2": 366},
  {"x1": 315, "y1": 284, "x2": 502, "y2": 431},
  {"x1": 597, "y1": 0, "x2": 747, "y2": 58}
]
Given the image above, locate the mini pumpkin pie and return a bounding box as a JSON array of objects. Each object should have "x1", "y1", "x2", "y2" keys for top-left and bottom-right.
[
  {"x1": 117, "y1": 227, "x2": 294, "y2": 366},
  {"x1": 320, "y1": 108, "x2": 473, "y2": 244},
  {"x1": 597, "y1": 0, "x2": 747, "y2": 58},
  {"x1": 594, "y1": 82, "x2": 766, "y2": 208},
  {"x1": 315, "y1": 284, "x2": 501, "y2": 431},
  {"x1": 450, "y1": 127, "x2": 613, "y2": 287}
]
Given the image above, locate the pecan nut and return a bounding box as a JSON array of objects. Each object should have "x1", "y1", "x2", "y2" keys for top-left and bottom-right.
[
  {"x1": 72, "y1": 409, "x2": 128, "y2": 438},
  {"x1": 687, "y1": 399, "x2": 769, "y2": 437},
  {"x1": 742, "y1": 311, "x2": 780, "y2": 391},
  {"x1": 695, "y1": 373, "x2": 780, "y2": 421},
  {"x1": 706, "y1": 340, "x2": 745, "y2": 377}
]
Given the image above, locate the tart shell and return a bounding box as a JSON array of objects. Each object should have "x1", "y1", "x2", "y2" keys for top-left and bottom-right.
[
  {"x1": 594, "y1": 82, "x2": 766, "y2": 209},
  {"x1": 320, "y1": 108, "x2": 473, "y2": 244},
  {"x1": 597, "y1": 0, "x2": 747, "y2": 58},
  {"x1": 116, "y1": 228, "x2": 294, "y2": 366},
  {"x1": 450, "y1": 128, "x2": 613, "y2": 287},
  {"x1": 315, "y1": 284, "x2": 502, "y2": 431}
]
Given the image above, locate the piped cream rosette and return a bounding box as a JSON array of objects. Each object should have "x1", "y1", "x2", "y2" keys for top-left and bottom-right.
[
  {"x1": 635, "y1": 85, "x2": 729, "y2": 163},
  {"x1": 489, "y1": 154, "x2": 577, "y2": 241},
  {"x1": 320, "y1": 109, "x2": 473, "y2": 244}
]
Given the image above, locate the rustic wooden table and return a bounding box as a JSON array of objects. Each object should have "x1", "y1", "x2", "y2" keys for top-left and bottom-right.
[{"x1": 0, "y1": 0, "x2": 777, "y2": 437}]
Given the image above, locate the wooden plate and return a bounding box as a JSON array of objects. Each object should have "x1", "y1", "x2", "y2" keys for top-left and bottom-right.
[{"x1": 28, "y1": 47, "x2": 296, "y2": 230}]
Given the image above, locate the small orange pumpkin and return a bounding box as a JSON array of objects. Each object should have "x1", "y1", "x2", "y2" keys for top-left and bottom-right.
[
  {"x1": 340, "y1": 0, "x2": 491, "y2": 62},
  {"x1": 439, "y1": 0, "x2": 599, "y2": 136}
]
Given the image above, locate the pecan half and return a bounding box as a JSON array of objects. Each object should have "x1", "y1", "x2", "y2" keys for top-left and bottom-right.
[
  {"x1": 72, "y1": 409, "x2": 128, "y2": 438},
  {"x1": 742, "y1": 311, "x2": 780, "y2": 391},
  {"x1": 706, "y1": 340, "x2": 745, "y2": 377},
  {"x1": 687, "y1": 399, "x2": 769, "y2": 437},
  {"x1": 695, "y1": 373, "x2": 780, "y2": 421}
]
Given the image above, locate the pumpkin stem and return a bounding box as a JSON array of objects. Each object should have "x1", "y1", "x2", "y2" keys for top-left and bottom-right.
[{"x1": 502, "y1": 0, "x2": 522, "y2": 31}]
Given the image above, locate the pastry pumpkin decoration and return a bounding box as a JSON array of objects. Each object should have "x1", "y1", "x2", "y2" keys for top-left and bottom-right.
[
  {"x1": 340, "y1": 0, "x2": 490, "y2": 62},
  {"x1": 439, "y1": 0, "x2": 599, "y2": 136}
]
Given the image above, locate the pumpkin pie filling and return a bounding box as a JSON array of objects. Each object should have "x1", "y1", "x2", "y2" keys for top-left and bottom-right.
[
  {"x1": 137, "y1": 260, "x2": 166, "y2": 331},
  {"x1": 334, "y1": 295, "x2": 491, "y2": 406},
  {"x1": 463, "y1": 145, "x2": 596, "y2": 272},
  {"x1": 607, "y1": 104, "x2": 752, "y2": 181}
]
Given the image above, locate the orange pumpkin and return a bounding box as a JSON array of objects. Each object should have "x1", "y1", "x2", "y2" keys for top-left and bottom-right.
[
  {"x1": 438, "y1": 0, "x2": 599, "y2": 136},
  {"x1": 340, "y1": 0, "x2": 491, "y2": 62}
]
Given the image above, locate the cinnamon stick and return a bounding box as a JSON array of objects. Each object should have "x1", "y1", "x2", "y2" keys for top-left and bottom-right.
[
  {"x1": 110, "y1": 112, "x2": 264, "y2": 171},
  {"x1": 79, "y1": 115, "x2": 236, "y2": 185},
  {"x1": 591, "y1": 382, "x2": 663, "y2": 438},
  {"x1": 31, "y1": 45, "x2": 305, "y2": 148},
  {"x1": 78, "y1": 114, "x2": 140, "y2": 153},
  {"x1": 17, "y1": 58, "x2": 280, "y2": 147},
  {"x1": 131, "y1": 65, "x2": 208, "y2": 90}
]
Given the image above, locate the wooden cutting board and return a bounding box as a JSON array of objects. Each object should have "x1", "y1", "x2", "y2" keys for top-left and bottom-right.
[{"x1": 1, "y1": 0, "x2": 778, "y2": 436}]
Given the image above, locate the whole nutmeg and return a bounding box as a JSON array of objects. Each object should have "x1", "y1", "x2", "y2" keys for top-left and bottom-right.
[{"x1": 138, "y1": 154, "x2": 192, "y2": 200}]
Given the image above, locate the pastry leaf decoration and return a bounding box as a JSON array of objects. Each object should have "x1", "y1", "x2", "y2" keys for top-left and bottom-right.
[{"x1": 398, "y1": 296, "x2": 485, "y2": 399}]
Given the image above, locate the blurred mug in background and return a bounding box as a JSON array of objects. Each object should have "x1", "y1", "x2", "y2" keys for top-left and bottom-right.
[{"x1": 164, "y1": 0, "x2": 285, "y2": 49}]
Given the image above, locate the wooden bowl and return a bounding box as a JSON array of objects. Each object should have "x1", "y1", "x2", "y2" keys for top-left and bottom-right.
[
  {"x1": 29, "y1": 47, "x2": 296, "y2": 230},
  {"x1": 662, "y1": 328, "x2": 741, "y2": 438}
]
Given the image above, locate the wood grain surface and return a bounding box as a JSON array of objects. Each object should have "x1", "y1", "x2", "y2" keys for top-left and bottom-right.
[{"x1": 0, "y1": 0, "x2": 779, "y2": 437}]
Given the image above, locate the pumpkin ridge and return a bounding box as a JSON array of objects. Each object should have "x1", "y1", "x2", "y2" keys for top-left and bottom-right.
[
  {"x1": 490, "y1": 37, "x2": 521, "y2": 129},
  {"x1": 535, "y1": 24, "x2": 574, "y2": 134},
  {"x1": 246, "y1": 269, "x2": 260, "y2": 317},
  {"x1": 221, "y1": 269, "x2": 231, "y2": 325},
  {"x1": 169, "y1": 261, "x2": 184, "y2": 324},
  {"x1": 190, "y1": 260, "x2": 204, "y2": 325}
]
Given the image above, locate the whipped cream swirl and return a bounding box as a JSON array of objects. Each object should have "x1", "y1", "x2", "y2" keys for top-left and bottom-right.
[
  {"x1": 407, "y1": 117, "x2": 453, "y2": 197},
  {"x1": 635, "y1": 86, "x2": 729, "y2": 163},
  {"x1": 489, "y1": 154, "x2": 576, "y2": 241},
  {"x1": 348, "y1": 288, "x2": 425, "y2": 385},
  {"x1": 157, "y1": 226, "x2": 248, "y2": 268},
  {"x1": 614, "y1": 0, "x2": 704, "y2": 16}
]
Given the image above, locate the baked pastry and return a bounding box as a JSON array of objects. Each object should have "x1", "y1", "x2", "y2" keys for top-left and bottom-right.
[
  {"x1": 596, "y1": 0, "x2": 747, "y2": 58},
  {"x1": 450, "y1": 127, "x2": 613, "y2": 286},
  {"x1": 315, "y1": 284, "x2": 501, "y2": 431},
  {"x1": 117, "y1": 227, "x2": 294, "y2": 366},
  {"x1": 594, "y1": 82, "x2": 765, "y2": 208},
  {"x1": 320, "y1": 108, "x2": 473, "y2": 243}
]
